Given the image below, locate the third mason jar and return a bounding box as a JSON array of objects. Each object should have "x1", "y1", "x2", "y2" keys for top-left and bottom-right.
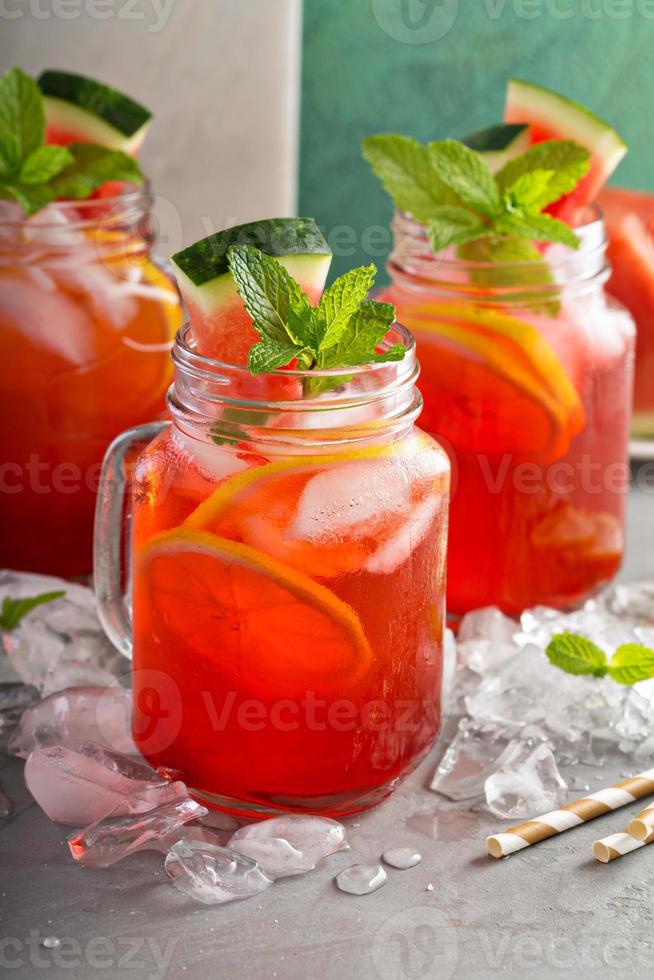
[{"x1": 381, "y1": 208, "x2": 635, "y2": 619}]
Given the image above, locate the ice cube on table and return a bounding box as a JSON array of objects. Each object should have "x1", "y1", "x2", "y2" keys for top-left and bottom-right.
[
  {"x1": 335, "y1": 864, "x2": 387, "y2": 896},
  {"x1": 230, "y1": 836, "x2": 315, "y2": 879},
  {"x1": 68, "y1": 798, "x2": 207, "y2": 868},
  {"x1": 430, "y1": 719, "x2": 511, "y2": 801},
  {"x1": 382, "y1": 847, "x2": 421, "y2": 870},
  {"x1": 229, "y1": 814, "x2": 348, "y2": 865},
  {"x1": 9, "y1": 686, "x2": 136, "y2": 759},
  {"x1": 24, "y1": 742, "x2": 186, "y2": 826},
  {"x1": 0, "y1": 570, "x2": 125, "y2": 695},
  {"x1": 484, "y1": 741, "x2": 568, "y2": 819},
  {"x1": 607, "y1": 581, "x2": 654, "y2": 623},
  {"x1": 457, "y1": 606, "x2": 519, "y2": 674},
  {"x1": 165, "y1": 840, "x2": 272, "y2": 905}
]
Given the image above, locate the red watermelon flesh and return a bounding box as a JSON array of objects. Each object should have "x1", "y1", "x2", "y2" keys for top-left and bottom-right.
[{"x1": 598, "y1": 186, "x2": 654, "y2": 420}]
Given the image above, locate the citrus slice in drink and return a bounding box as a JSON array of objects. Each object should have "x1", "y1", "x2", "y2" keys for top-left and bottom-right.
[
  {"x1": 400, "y1": 302, "x2": 584, "y2": 461},
  {"x1": 137, "y1": 528, "x2": 373, "y2": 689},
  {"x1": 183, "y1": 436, "x2": 446, "y2": 578}
]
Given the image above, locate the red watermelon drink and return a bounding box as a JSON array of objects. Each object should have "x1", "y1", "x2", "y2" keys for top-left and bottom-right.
[
  {"x1": 598, "y1": 186, "x2": 654, "y2": 437},
  {"x1": 96, "y1": 221, "x2": 450, "y2": 817},
  {"x1": 363, "y1": 80, "x2": 635, "y2": 618},
  {"x1": 0, "y1": 68, "x2": 182, "y2": 576}
]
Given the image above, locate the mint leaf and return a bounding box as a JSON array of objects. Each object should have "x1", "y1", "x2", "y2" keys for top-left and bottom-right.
[
  {"x1": 608, "y1": 645, "x2": 654, "y2": 685},
  {"x1": 545, "y1": 632, "x2": 608, "y2": 677},
  {"x1": 495, "y1": 212, "x2": 580, "y2": 249},
  {"x1": 321, "y1": 300, "x2": 395, "y2": 368},
  {"x1": 361, "y1": 134, "x2": 460, "y2": 224},
  {"x1": 0, "y1": 590, "x2": 65, "y2": 631},
  {"x1": 428, "y1": 139, "x2": 501, "y2": 217},
  {"x1": 496, "y1": 140, "x2": 590, "y2": 204},
  {"x1": 48, "y1": 143, "x2": 143, "y2": 200},
  {"x1": 427, "y1": 205, "x2": 487, "y2": 252},
  {"x1": 227, "y1": 245, "x2": 311, "y2": 346},
  {"x1": 0, "y1": 181, "x2": 55, "y2": 215},
  {"x1": 20, "y1": 144, "x2": 73, "y2": 184},
  {"x1": 0, "y1": 67, "x2": 44, "y2": 178},
  {"x1": 316, "y1": 263, "x2": 376, "y2": 351},
  {"x1": 248, "y1": 339, "x2": 305, "y2": 375}
]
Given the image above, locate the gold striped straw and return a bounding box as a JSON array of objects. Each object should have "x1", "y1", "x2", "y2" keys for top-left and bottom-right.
[
  {"x1": 628, "y1": 802, "x2": 654, "y2": 842},
  {"x1": 593, "y1": 828, "x2": 648, "y2": 863},
  {"x1": 486, "y1": 767, "x2": 654, "y2": 858}
]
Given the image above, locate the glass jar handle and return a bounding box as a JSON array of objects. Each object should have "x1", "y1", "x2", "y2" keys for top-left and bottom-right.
[{"x1": 94, "y1": 421, "x2": 168, "y2": 658}]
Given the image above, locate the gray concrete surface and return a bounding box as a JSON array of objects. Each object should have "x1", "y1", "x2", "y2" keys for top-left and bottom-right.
[{"x1": 0, "y1": 474, "x2": 652, "y2": 980}]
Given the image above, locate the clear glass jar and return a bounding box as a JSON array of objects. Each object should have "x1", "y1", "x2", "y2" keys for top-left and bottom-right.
[
  {"x1": 95, "y1": 324, "x2": 450, "y2": 818},
  {"x1": 380, "y1": 208, "x2": 635, "y2": 618},
  {"x1": 0, "y1": 190, "x2": 183, "y2": 577}
]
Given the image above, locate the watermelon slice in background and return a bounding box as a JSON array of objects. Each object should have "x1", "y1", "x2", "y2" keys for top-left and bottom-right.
[
  {"x1": 504, "y1": 79, "x2": 627, "y2": 225},
  {"x1": 38, "y1": 70, "x2": 152, "y2": 156},
  {"x1": 171, "y1": 218, "x2": 332, "y2": 365},
  {"x1": 598, "y1": 186, "x2": 654, "y2": 434}
]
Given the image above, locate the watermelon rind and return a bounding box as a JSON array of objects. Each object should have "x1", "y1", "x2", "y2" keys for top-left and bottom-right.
[
  {"x1": 462, "y1": 123, "x2": 531, "y2": 174},
  {"x1": 505, "y1": 79, "x2": 626, "y2": 176},
  {"x1": 171, "y1": 217, "x2": 333, "y2": 315},
  {"x1": 39, "y1": 70, "x2": 151, "y2": 153}
]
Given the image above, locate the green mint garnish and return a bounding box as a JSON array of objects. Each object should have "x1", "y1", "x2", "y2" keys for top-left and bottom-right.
[
  {"x1": 0, "y1": 67, "x2": 143, "y2": 215},
  {"x1": 0, "y1": 591, "x2": 65, "y2": 631},
  {"x1": 362, "y1": 133, "x2": 589, "y2": 258},
  {"x1": 546, "y1": 633, "x2": 654, "y2": 686},
  {"x1": 226, "y1": 245, "x2": 404, "y2": 379}
]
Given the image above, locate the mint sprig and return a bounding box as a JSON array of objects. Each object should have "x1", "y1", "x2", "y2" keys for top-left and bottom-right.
[
  {"x1": 362, "y1": 132, "x2": 590, "y2": 262},
  {"x1": 226, "y1": 245, "x2": 403, "y2": 379},
  {"x1": 0, "y1": 591, "x2": 65, "y2": 631},
  {"x1": 0, "y1": 67, "x2": 143, "y2": 215},
  {"x1": 546, "y1": 633, "x2": 654, "y2": 686}
]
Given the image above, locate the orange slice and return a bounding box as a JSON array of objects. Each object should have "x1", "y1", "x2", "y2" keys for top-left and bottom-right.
[
  {"x1": 400, "y1": 302, "x2": 584, "y2": 461},
  {"x1": 137, "y1": 527, "x2": 373, "y2": 689},
  {"x1": 183, "y1": 435, "x2": 442, "y2": 578}
]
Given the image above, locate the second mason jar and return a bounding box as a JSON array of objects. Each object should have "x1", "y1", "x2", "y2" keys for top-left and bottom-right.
[
  {"x1": 381, "y1": 208, "x2": 635, "y2": 618},
  {"x1": 95, "y1": 323, "x2": 450, "y2": 818}
]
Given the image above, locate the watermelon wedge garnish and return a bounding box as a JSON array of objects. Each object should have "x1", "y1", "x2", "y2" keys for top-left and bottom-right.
[
  {"x1": 462, "y1": 123, "x2": 530, "y2": 174},
  {"x1": 504, "y1": 79, "x2": 626, "y2": 224},
  {"x1": 171, "y1": 218, "x2": 332, "y2": 364},
  {"x1": 38, "y1": 70, "x2": 151, "y2": 156}
]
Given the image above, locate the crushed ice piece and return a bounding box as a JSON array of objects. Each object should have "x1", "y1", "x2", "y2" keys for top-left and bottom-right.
[
  {"x1": 382, "y1": 847, "x2": 422, "y2": 870},
  {"x1": 407, "y1": 806, "x2": 480, "y2": 842},
  {"x1": 229, "y1": 814, "x2": 348, "y2": 865},
  {"x1": 196, "y1": 810, "x2": 239, "y2": 832},
  {"x1": 484, "y1": 742, "x2": 567, "y2": 819},
  {"x1": 24, "y1": 743, "x2": 186, "y2": 826},
  {"x1": 426, "y1": 883, "x2": 434, "y2": 892},
  {"x1": 165, "y1": 840, "x2": 272, "y2": 905},
  {"x1": 457, "y1": 606, "x2": 519, "y2": 674},
  {"x1": 0, "y1": 683, "x2": 39, "y2": 750},
  {"x1": 430, "y1": 719, "x2": 511, "y2": 801},
  {"x1": 9, "y1": 686, "x2": 136, "y2": 758},
  {"x1": 230, "y1": 837, "x2": 315, "y2": 879},
  {"x1": 0, "y1": 571, "x2": 124, "y2": 695},
  {"x1": 68, "y1": 798, "x2": 207, "y2": 868},
  {"x1": 41, "y1": 937, "x2": 61, "y2": 950},
  {"x1": 335, "y1": 864, "x2": 387, "y2": 895},
  {"x1": 607, "y1": 581, "x2": 654, "y2": 622}
]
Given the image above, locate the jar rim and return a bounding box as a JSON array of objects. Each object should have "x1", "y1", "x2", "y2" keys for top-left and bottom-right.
[
  {"x1": 0, "y1": 183, "x2": 150, "y2": 230},
  {"x1": 174, "y1": 320, "x2": 416, "y2": 382}
]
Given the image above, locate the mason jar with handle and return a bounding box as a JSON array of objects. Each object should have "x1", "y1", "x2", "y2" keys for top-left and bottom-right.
[{"x1": 94, "y1": 322, "x2": 450, "y2": 819}]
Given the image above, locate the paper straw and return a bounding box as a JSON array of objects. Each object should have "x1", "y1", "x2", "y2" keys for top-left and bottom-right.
[
  {"x1": 628, "y1": 803, "x2": 654, "y2": 842},
  {"x1": 486, "y1": 768, "x2": 654, "y2": 858},
  {"x1": 593, "y1": 828, "x2": 648, "y2": 863}
]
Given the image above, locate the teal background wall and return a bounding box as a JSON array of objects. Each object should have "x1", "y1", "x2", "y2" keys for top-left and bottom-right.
[{"x1": 299, "y1": 0, "x2": 653, "y2": 280}]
